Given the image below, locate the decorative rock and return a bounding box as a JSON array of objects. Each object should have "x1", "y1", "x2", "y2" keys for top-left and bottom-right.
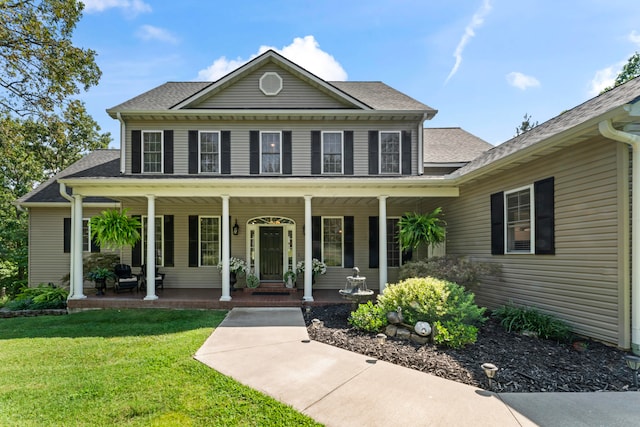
[
  {"x1": 414, "y1": 321, "x2": 432, "y2": 337},
  {"x1": 396, "y1": 328, "x2": 411, "y2": 340},
  {"x1": 385, "y1": 324, "x2": 398, "y2": 337},
  {"x1": 410, "y1": 333, "x2": 430, "y2": 345}
]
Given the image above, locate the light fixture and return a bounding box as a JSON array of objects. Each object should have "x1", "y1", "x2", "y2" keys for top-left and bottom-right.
[
  {"x1": 481, "y1": 363, "x2": 499, "y2": 388},
  {"x1": 624, "y1": 355, "x2": 640, "y2": 388},
  {"x1": 376, "y1": 333, "x2": 387, "y2": 345},
  {"x1": 232, "y1": 219, "x2": 239, "y2": 235}
]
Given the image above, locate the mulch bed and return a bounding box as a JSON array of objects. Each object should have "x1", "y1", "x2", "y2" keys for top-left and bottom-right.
[{"x1": 305, "y1": 304, "x2": 637, "y2": 393}]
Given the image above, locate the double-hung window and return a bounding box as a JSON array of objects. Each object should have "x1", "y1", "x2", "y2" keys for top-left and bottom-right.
[
  {"x1": 380, "y1": 131, "x2": 401, "y2": 174},
  {"x1": 322, "y1": 217, "x2": 343, "y2": 267},
  {"x1": 142, "y1": 216, "x2": 164, "y2": 266},
  {"x1": 199, "y1": 131, "x2": 220, "y2": 173},
  {"x1": 82, "y1": 219, "x2": 91, "y2": 252},
  {"x1": 322, "y1": 131, "x2": 343, "y2": 174},
  {"x1": 142, "y1": 131, "x2": 163, "y2": 173},
  {"x1": 199, "y1": 216, "x2": 220, "y2": 266},
  {"x1": 505, "y1": 186, "x2": 534, "y2": 253},
  {"x1": 386, "y1": 218, "x2": 401, "y2": 267},
  {"x1": 261, "y1": 132, "x2": 281, "y2": 173}
]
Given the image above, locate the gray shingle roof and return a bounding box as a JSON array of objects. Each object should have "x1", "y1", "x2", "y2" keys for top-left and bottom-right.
[
  {"x1": 108, "y1": 82, "x2": 211, "y2": 112},
  {"x1": 423, "y1": 127, "x2": 492, "y2": 163},
  {"x1": 329, "y1": 81, "x2": 435, "y2": 111}
]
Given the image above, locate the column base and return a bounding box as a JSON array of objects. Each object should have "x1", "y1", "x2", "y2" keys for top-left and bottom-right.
[
  {"x1": 303, "y1": 296, "x2": 314, "y2": 302},
  {"x1": 219, "y1": 295, "x2": 232, "y2": 302},
  {"x1": 143, "y1": 295, "x2": 159, "y2": 301},
  {"x1": 68, "y1": 294, "x2": 87, "y2": 300}
]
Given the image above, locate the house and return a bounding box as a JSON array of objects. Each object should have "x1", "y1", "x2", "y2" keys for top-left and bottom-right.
[{"x1": 16, "y1": 49, "x2": 640, "y2": 353}]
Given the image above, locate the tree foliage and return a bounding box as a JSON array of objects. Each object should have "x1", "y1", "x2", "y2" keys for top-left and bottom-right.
[
  {"x1": 515, "y1": 113, "x2": 538, "y2": 136},
  {"x1": 601, "y1": 52, "x2": 640, "y2": 93}
]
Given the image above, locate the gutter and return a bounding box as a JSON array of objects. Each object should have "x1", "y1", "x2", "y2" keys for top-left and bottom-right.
[
  {"x1": 117, "y1": 112, "x2": 125, "y2": 174},
  {"x1": 58, "y1": 183, "x2": 75, "y2": 299},
  {"x1": 599, "y1": 119, "x2": 640, "y2": 355}
]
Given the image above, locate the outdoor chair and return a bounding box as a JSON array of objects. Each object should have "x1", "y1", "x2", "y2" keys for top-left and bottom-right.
[
  {"x1": 138, "y1": 264, "x2": 165, "y2": 291},
  {"x1": 113, "y1": 264, "x2": 139, "y2": 293}
]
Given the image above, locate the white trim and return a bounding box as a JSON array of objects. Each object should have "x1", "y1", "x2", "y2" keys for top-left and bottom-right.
[
  {"x1": 504, "y1": 184, "x2": 535, "y2": 254},
  {"x1": 260, "y1": 131, "x2": 282, "y2": 175},
  {"x1": 386, "y1": 216, "x2": 402, "y2": 268},
  {"x1": 259, "y1": 71, "x2": 283, "y2": 96},
  {"x1": 198, "y1": 215, "x2": 221, "y2": 267},
  {"x1": 379, "y1": 130, "x2": 402, "y2": 175},
  {"x1": 246, "y1": 217, "x2": 297, "y2": 280},
  {"x1": 321, "y1": 131, "x2": 344, "y2": 175},
  {"x1": 321, "y1": 216, "x2": 344, "y2": 267},
  {"x1": 142, "y1": 215, "x2": 165, "y2": 266},
  {"x1": 82, "y1": 218, "x2": 91, "y2": 253},
  {"x1": 142, "y1": 130, "x2": 164, "y2": 174},
  {"x1": 198, "y1": 130, "x2": 221, "y2": 174}
]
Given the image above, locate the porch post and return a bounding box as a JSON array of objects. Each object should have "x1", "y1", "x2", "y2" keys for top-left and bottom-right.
[
  {"x1": 144, "y1": 195, "x2": 158, "y2": 300},
  {"x1": 303, "y1": 195, "x2": 314, "y2": 302},
  {"x1": 69, "y1": 195, "x2": 86, "y2": 299},
  {"x1": 220, "y1": 195, "x2": 231, "y2": 302},
  {"x1": 378, "y1": 195, "x2": 388, "y2": 293}
]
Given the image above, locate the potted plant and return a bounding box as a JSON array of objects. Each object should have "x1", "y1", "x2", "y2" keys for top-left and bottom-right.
[
  {"x1": 397, "y1": 207, "x2": 446, "y2": 255},
  {"x1": 283, "y1": 269, "x2": 296, "y2": 288},
  {"x1": 246, "y1": 273, "x2": 260, "y2": 288},
  {"x1": 87, "y1": 267, "x2": 116, "y2": 295},
  {"x1": 296, "y1": 258, "x2": 327, "y2": 284},
  {"x1": 216, "y1": 257, "x2": 247, "y2": 288}
]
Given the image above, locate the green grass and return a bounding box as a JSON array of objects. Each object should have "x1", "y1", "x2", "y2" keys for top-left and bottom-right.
[{"x1": 0, "y1": 309, "x2": 321, "y2": 427}]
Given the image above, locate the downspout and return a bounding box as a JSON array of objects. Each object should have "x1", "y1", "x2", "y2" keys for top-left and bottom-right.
[
  {"x1": 117, "y1": 112, "x2": 125, "y2": 174},
  {"x1": 599, "y1": 119, "x2": 640, "y2": 354},
  {"x1": 59, "y1": 183, "x2": 75, "y2": 299}
]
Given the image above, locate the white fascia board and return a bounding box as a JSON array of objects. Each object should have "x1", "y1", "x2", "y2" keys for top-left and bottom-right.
[
  {"x1": 16, "y1": 202, "x2": 121, "y2": 208},
  {"x1": 109, "y1": 109, "x2": 429, "y2": 120}
]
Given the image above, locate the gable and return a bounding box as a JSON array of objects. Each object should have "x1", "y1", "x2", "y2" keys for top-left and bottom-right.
[{"x1": 187, "y1": 62, "x2": 355, "y2": 110}]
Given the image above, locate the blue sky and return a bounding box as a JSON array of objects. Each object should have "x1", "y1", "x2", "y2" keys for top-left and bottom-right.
[{"x1": 75, "y1": 0, "x2": 640, "y2": 147}]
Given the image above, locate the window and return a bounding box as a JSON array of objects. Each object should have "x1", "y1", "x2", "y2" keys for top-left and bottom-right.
[
  {"x1": 199, "y1": 216, "x2": 220, "y2": 266},
  {"x1": 82, "y1": 219, "x2": 91, "y2": 252},
  {"x1": 380, "y1": 131, "x2": 400, "y2": 174},
  {"x1": 143, "y1": 131, "x2": 163, "y2": 173},
  {"x1": 322, "y1": 132, "x2": 343, "y2": 174},
  {"x1": 322, "y1": 217, "x2": 343, "y2": 267},
  {"x1": 261, "y1": 132, "x2": 281, "y2": 173},
  {"x1": 142, "y1": 216, "x2": 164, "y2": 266},
  {"x1": 505, "y1": 186, "x2": 533, "y2": 253},
  {"x1": 386, "y1": 218, "x2": 401, "y2": 267},
  {"x1": 199, "y1": 131, "x2": 220, "y2": 173}
]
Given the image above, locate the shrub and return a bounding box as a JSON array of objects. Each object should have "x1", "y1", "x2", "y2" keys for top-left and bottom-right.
[
  {"x1": 348, "y1": 301, "x2": 388, "y2": 332},
  {"x1": 432, "y1": 320, "x2": 479, "y2": 349},
  {"x1": 492, "y1": 304, "x2": 571, "y2": 342},
  {"x1": 11, "y1": 283, "x2": 69, "y2": 310},
  {"x1": 398, "y1": 256, "x2": 499, "y2": 290}
]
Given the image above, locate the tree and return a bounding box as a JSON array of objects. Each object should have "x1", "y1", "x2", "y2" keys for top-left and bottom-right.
[
  {"x1": 0, "y1": 0, "x2": 101, "y2": 117},
  {"x1": 601, "y1": 52, "x2": 640, "y2": 93},
  {"x1": 515, "y1": 113, "x2": 538, "y2": 136}
]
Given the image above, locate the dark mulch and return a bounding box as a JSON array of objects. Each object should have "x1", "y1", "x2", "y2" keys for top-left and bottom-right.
[{"x1": 304, "y1": 304, "x2": 637, "y2": 393}]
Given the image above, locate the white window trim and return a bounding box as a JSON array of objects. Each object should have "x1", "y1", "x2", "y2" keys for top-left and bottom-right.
[
  {"x1": 198, "y1": 216, "x2": 221, "y2": 267},
  {"x1": 198, "y1": 130, "x2": 221, "y2": 174},
  {"x1": 82, "y1": 218, "x2": 91, "y2": 252},
  {"x1": 259, "y1": 131, "x2": 282, "y2": 174},
  {"x1": 504, "y1": 184, "x2": 535, "y2": 254},
  {"x1": 378, "y1": 130, "x2": 401, "y2": 175},
  {"x1": 321, "y1": 216, "x2": 344, "y2": 267},
  {"x1": 142, "y1": 130, "x2": 164, "y2": 174},
  {"x1": 387, "y1": 216, "x2": 402, "y2": 268},
  {"x1": 141, "y1": 215, "x2": 165, "y2": 266},
  {"x1": 321, "y1": 131, "x2": 344, "y2": 175}
]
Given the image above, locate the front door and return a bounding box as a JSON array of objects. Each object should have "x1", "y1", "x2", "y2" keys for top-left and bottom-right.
[{"x1": 259, "y1": 227, "x2": 283, "y2": 281}]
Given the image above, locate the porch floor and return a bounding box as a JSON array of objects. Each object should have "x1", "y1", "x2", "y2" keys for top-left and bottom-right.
[{"x1": 67, "y1": 288, "x2": 368, "y2": 311}]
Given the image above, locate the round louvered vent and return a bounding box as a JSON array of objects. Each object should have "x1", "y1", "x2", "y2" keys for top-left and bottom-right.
[{"x1": 259, "y1": 72, "x2": 283, "y2": 96}]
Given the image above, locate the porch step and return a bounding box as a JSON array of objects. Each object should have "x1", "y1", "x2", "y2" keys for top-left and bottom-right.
[{"x1": 243, "y1": 283, "x2": 298, "y2": 295}]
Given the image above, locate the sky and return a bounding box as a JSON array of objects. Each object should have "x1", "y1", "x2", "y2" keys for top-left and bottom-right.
[{"x1": 74, "y1": 0, "x2": 640, "y2": 147}]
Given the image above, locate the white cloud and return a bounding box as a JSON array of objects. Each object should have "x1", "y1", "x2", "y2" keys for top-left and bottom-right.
[
  {"x1": 445, "y1": 0, "x2": 492, "y2": 83},
  {"x1": 589, "y1": 61, "x2": 625, "y2": 95},
  {"x1": 629, "y1": 30, "x2": 640, "y2": 46},
  {"x1": 196, "y1": 35, "x2": 348, "y2": 81},
  {"x1": 506, "y1": 72, "x2": 540, "y2": 90},
  {"x1": 83, "y1": 0, "x2": 151, "y2": 16},
  {"x1": 136, "y1": 25, "x2": 179, "y2": 44}
]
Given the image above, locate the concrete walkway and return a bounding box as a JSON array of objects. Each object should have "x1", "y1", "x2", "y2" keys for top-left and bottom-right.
[{"x1": 194, "y1": 308, "x2": 640, "y2": 427}]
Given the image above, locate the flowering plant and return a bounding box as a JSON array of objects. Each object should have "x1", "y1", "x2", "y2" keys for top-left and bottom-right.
[
  {"x1": 296, "y1": 258, "x2": 327, "y2": 276},
  {"x1": 217, "y1": 257, "x2": 247, "y2": 275}
]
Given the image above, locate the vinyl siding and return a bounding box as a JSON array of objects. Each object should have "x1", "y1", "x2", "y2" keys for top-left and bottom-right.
[{"x1": 433, "y1": 137, "x2": 628, "y2": 347}]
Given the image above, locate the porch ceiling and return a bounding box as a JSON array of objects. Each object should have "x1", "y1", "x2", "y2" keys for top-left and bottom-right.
[{"x1": 115, "y1": 195, "x2": 429, "y2": 207}]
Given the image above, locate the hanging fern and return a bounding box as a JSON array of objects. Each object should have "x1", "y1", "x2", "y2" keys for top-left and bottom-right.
[
  {"x1": 397, "y1": 208, "x2": 446, "y2": 251},
  {"x1": 89, "y1": 208, "x2": 141, "y2": 250}
]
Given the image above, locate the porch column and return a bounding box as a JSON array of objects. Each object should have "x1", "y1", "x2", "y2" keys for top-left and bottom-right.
[
  {"x1": 144, "y1": 195, "x2": 158, "y2": 301},
  {"x1": 378, "y1": 195, "x2": 388, "y2": 293},
  {"x1": 303, "y1": 195, "x2": 314, "y2": 302},
  {"x1": 220, "y1": 195, "x2": 231, "y2": 302},
  {"x1": 69, "y1": 195, "x2": 86, "y2": 299}
]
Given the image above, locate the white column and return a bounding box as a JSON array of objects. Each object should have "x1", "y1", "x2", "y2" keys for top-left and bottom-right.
[
  {"x1": 69, "y1": 196, "x2": 86, "y2": 299},
  {"x1": 220, "y1": 195, "x2": 231, "y2": 302},
  {"x1": 303, "y1": 195, "x2": 314, "y2": 302},
  {"x1": 378, "y1": 196, "x2": 388, "y2": 294},
  {"x1": 144, "y1": 195, "x2": 158, "y2": 300},
  {"x1": 68, "y1": 201, "x2": 75, "y2": 299}
]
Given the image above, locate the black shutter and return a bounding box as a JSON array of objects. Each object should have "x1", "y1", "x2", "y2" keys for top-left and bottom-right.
[
  {"x1": 400, "y1": 215, "x2": 412, "y2": 263},
  {"x1": 132, "y1": 215, "x2": 142, "y2": 266},
  {"x1": 344, "y1": 131, "x2": 354, "y2": 175},
  {"x1": 63, "y1": 218, "x2": 71, "y2": 253},
  {"x1": 250, "y1": 131, "x2": 260, "y2": 174},
  {"x1": 344, "y1": 216, "x2": 354, "y2": 268},
  {"x1": 402, "y1": 130, "x2": 412, "y2": 175},
  {"x1": 311, "y1": 131, "x2": 321, "y2": 174},
  {"x1": 368, "y1": 131, "x2": 379, "y2": 175},
  {"x1": 164, "y1": 130, "x2": 174, "y2": 174},
  {"x1": 164, "y1": 215, "x2": 174, "y2": 267},
  {"x1": 312, "y1": 216, "x2": 321, "y2": 260},
  {"x1": 490, "y1": 192, "x2": 505, "y2": 255},
  {"x1": 535, "y1": 177, "x2": 555, "y2": 255},
  {"x1": 132, "y1": 130, "x2": 141, "y2": 173},
  {"x1": 283, "y1": 131, "x2": 292, "y2": 175},
  {"x1": 188, "y1": 130, "x2": 198, "y2": 174},
  {"x1": 221, "y1": 131, "x2": 231, "y2": 174},
  {"x1": 369, "y1": 216, "x2": 379, "y2": 268},
  {"x1": 188, "y1": 215, "x2": 199, "y2": 267},
  {"x1": 90, "y1": 231, "x2": 100, "y2": 253}
]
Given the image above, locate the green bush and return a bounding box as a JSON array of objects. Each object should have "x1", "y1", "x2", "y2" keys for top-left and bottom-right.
[
  {"x1": 398, "y1": 256, "x2": 499, "y2": 290},
  {"x1": 348, "y1": 301, "x2": 388, "y2": 332},
  {"x1": 492, "y1": 304, "x2": 571, "y2": 342},
  {"x1": 433, "y1": 320, "x2": 479, "y2": 349},
  {"x1": 11, "y1": 283, "x2": 69, "y2": 310},
  {"x1": 0, "y1": 279, "x2": 27, "y2": 299}
]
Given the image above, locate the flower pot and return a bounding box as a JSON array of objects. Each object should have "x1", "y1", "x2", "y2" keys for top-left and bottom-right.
[
  {"x1": 230, "y1": 272, "x2": 237, "y2": 287},
  {"x1": 94, "y1": 278, "x2": 106, "y2": 296}
]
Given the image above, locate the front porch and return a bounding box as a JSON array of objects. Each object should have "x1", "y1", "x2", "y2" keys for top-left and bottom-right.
[{"x1": 67, "y1": 288, "x2": 362, "y2": 311}]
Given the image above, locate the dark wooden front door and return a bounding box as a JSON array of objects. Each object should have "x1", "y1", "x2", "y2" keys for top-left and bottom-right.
[{"x1": 259, "y1": 227, "x2": 283, "y2": 281}]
